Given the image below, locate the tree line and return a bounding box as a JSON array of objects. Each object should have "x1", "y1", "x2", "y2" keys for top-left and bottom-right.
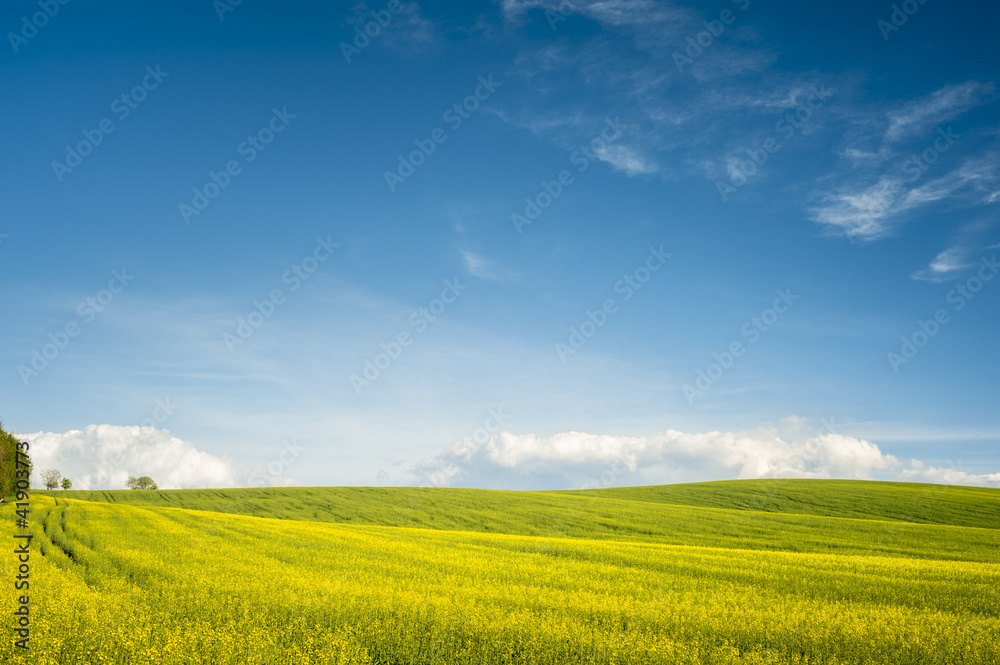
[{"x1": 2, "y1": 420, "x2": 158, "y2": 495}]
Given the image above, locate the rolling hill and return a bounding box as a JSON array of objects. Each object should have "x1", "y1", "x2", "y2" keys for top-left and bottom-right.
[{"x1": 4, "y1": 479, "x2": 998, "y2": 664}]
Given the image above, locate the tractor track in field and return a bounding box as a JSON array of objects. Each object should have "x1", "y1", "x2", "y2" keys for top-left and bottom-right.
[{"x1": 39, "y1": 498, "x2": 83, "y2": 567}]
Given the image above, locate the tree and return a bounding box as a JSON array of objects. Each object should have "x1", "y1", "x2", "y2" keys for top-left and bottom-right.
[
  {"x1": 61, "y1": 478, "x2": 73, "y2": 490},
  {"x1": 41, "y1": 468, "x2": 62, "y2": 490},
  {"x1": 127, "y1": 475, "x2": 158, "y2": 490},
  {"x1": 0, "y1": 420, "x2": 31, "y2": 499}
]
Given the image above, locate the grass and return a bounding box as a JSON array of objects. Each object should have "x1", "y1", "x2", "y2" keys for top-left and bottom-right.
[
  {"x1": 50, "y1": 480, "x2": 1000, "y2": 561},
  {"x1": 569, "y1": 478, "x2": 1000, "y2": 529},
  {"x1": 4, "y1": 479, "x2": 999, "y2": 663}
]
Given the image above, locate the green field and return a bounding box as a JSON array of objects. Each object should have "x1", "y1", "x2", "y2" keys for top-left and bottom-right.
[{"x1": 3, "y1": 479, "x2": 999, "y2": 663}]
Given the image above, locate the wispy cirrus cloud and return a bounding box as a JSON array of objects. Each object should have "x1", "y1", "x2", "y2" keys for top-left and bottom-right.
[
  {"x1": 920, "y1": 247, "x2": 972, "y2": 278},
  {"x1": 885, "y1": 81, "x2": 995, "y2": 143},
  {"x1": 499, "y1": 0, "x2": 688, "y2": 33},
  {"x1": 491, "y1": 0, "x2": 796, "y2": 181},
  {"x1": 462, "y1": 250, "x2": 520, "y2": 283},
  {"x1": 912, "y1": 217, "x2": 998, "y2": 281},
  {"x1": 345, "y1": 1, "x2": 442, "y2": 53},
  {"x1": 811, "y1": 129, "x2": 1000, "y2": 242},
  {"x1": 594, "y1": 143, "x2": 659, "y2": 175},
  {"x1": 809, "y1": 80, "x2": 999, "y2": 241},
  {"x1": 810, "y1": 176, "x2": 912, "y2": 240}
]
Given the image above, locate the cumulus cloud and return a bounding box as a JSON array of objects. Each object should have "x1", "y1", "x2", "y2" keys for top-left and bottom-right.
[
  {"x1": 899, "y1": 460, "x2": 1000, "y2": 488},
  {"x1": 23, "y1": 424, "x2": 998, "y2": 493},
  {"x1": 413, "y1": 423, "x2": 1000, "y2": 491},
  {"x1": 410, "y1": 425, "x2": 923, "y2": 490},
  {"x1": 17, "y1": 425, "x2": 295, "y2": 490}
]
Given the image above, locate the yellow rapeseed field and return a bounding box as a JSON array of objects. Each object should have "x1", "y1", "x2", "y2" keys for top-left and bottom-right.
[{"x1": 3, "y1": 487, "x2": 999, "y2": 664}]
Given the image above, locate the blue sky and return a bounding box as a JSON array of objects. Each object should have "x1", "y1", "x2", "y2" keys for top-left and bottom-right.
[{"x1": 2, "y1": 0, "x2": 999, "y2": 490}]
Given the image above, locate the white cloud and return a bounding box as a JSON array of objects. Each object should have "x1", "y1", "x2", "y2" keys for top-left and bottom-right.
[
  {"x1": 930, "y1": 247, "x2": 969, "y2": 273},
  {"x1": 912, "y1": 218, "x2": 998, "y2": 281},
  {"x1": 810, "y1": 176, "x2": 907, "y2": 240},
  {"x1": 885, "y1": 81, "x2": 995, "y2": 143},
  {"x1": 594, "y1": 143, "x2": 658, "y2": 175},
  {"x1": 20, "y1": 423, "x2": 1000, "y2": 492},
  {"x1": 839, "y1": 147, "x2": 891, "y2": 165},
  {"x1": 812, "y1": 153, "x2": 1000, "y2": 241},
  {"x1": 898, "y1": 460, "x2": 1000, "y2": 488},
  {"x1": 462, "y1": 250, "x2": 496, "y2": 280},
  {"x1": 813, "y1": 85, "x2": 998, "y2": 241},
  {"x1": 911, "y1": 247, "x2": 974, "y2": 282},
  {"x1": 17, "y1": 425, "x2": 295, "y2": 490},
  {"x1": 411, "y1": 425, "x2": 912, "y2": 490}
]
